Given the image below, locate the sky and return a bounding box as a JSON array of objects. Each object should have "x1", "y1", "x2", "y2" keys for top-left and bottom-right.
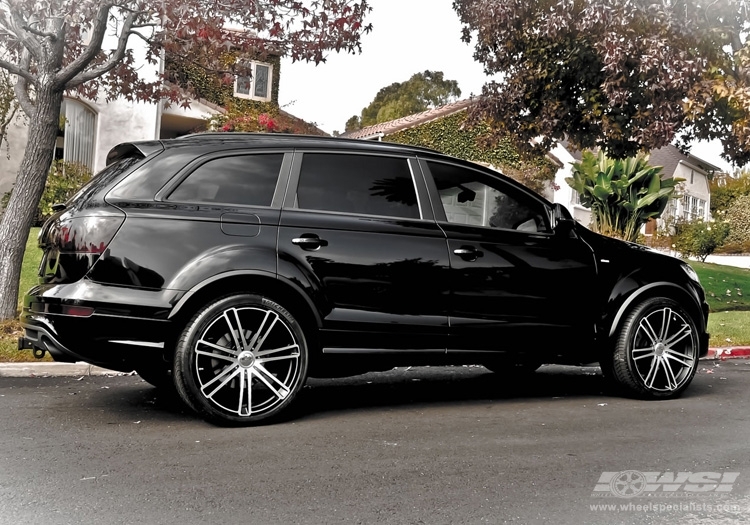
[{"x1": 278, "y1": 0, "x2": 737, "y2": 174}]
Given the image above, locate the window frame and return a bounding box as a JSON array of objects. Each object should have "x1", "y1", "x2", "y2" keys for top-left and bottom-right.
[
  {"x1": 233, "y1": 61, "x2": 273, "y2": 102},
  {"x1": 157, "y1": 150, "x2": 293, "y2": 209},
  {"x1": 418, "y1": 157, "x2": 554, "y2": 235},
  {"x1": 283, "y1": 150, "x2": 432, "y2": 221}
]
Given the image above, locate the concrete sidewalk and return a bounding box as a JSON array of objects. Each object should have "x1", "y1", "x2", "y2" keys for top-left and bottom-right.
[{"x1": 1, "y1": 348, "x2": 749, "y2": 377}]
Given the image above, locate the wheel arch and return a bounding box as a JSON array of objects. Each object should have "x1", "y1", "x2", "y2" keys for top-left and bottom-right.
[
  {"x1": 168, "y1": 271, "x2": 323, "y2": 353},
  {"x1": 605, "y1": 282, "x2": 706, "y2": 339}
]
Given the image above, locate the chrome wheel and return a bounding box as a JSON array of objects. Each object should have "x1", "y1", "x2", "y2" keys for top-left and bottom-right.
[
  {"x1": 174, "y1": 295, "x2": 308, "y2": 425},
  {"x1": 607, "y1": 297, "x2": 700, "y2": 399}
]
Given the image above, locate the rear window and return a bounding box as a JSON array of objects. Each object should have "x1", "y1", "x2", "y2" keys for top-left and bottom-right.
[
  {"x1": 67, "y1": 155, "x2": 143, "y2": 210},
  {"x1": 168, "y1": 154, "x2": 284, "y2": 207}
]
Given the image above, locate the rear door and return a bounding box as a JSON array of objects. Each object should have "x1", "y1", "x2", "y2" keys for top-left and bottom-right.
[{"x1": 278, "y1": 151, "x2": 450, "y2": 354}]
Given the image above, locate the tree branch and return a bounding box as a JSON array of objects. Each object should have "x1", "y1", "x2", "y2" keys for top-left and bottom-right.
[
  {"x1": 0, "y1": 56, "x2": 36, "y2": 84},
  {"x1": 7, "y1": 10, "x2": 43, "y2": 61},
  {"x1": 12, "y1": 50, "x2": 34, "y2": 118},
  {"x1": 21, "y1": 23, "x2": 57, "y2": 40},
  {"x1": 54, "y1": 2, "x2": 118, "y2": 87},
  {"x1": 65, "y1": 13, "x2": 137, "y2": 88}
]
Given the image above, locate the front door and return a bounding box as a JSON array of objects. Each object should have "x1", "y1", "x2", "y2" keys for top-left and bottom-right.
[{"x1": 421, "y1": 159, "x2": 597, "y2": 359}]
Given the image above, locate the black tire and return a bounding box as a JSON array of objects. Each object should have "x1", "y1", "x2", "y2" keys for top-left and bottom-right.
[
  {"x1": 173, "y1": 294, "x2": 308, "y2": 425},
  {"x1": 605, "y1": 297, "x2": 699, "y2": 399},
  {"x1": 134, "y1": 360, "x2": 172, "y2": 390}
]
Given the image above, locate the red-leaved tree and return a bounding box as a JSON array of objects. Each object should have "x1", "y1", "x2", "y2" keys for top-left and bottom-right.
[
  {"x1": 452, "y1": 0, "x2": 750, "y2": 164},
  {"x1": 0, "y1": 0, "x2": 371, "y2": 320}
]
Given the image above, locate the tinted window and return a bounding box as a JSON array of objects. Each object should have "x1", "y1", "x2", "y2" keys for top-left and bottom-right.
[
  {"x1": 68, "y1": 155, "x2": 142, "y2": 210},
  {"x1": 168, "y1": 154, "x2": 283, "y2": 206},
  {"x1": 428, "y1": 161, "x2": 550, "y2": 233},
  {"x1": 296, "y1": 153, "x2": 419, "y2": 219}
]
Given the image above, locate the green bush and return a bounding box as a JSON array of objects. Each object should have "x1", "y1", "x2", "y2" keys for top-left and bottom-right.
[
  {"x1": 724, "y1": 194, "x2": 750, "y2": 249},
  {"x1": 672, "y1": 219, "x2": 730, "y2": 262},
  {"x1": 1, "y1": 160, "x2": 91, "y2": 226}
]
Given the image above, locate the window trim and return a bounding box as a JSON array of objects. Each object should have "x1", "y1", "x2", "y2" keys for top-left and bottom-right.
[
  {"x1": 283, "y1": 150, "x2": 429, "y2": 221},
  {"x1": 418, "y1": 157, "x2": 554, "y2": 235},
  {"x1": 233, "y1": 61, "x2": 273, "y2": 102}
]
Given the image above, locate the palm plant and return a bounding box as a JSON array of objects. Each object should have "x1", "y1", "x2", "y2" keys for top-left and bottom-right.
[{"x1": 566, "y1": 150, "x2": 681, "y2": 242}]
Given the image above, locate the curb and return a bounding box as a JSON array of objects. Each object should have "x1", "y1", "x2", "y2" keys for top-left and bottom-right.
[
  {"x1": 0, "y1": 362, "x2": 127, "y2": 378},
  {"x1": 0, "y1": 348, "x2": 749, "y2": 378},
  {"x1": 703, "y1": 347, "x2": 750, "y2": 361}
]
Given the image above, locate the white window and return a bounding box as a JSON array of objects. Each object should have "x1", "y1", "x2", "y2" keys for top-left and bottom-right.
[
  {"x1": 234, "y1": 62, "x2": 273, "y2": 102},
  {"x1": 682, "y1": 195, "x2": 706, "y2": 221},
  {"x1": 58, "y1": 99, "x2": 96, "y2": 170}
]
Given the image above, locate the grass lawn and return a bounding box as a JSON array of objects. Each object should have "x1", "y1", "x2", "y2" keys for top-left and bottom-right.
[
  {"x1": 688, "y1": 261, "x2": 750, "y2": 313},
  {"x1": 1, "y1": 232, "x2": 749, "y2": 362},
  {"x1": 707, "y1": 311, "x2": 750, "y2": 348}
]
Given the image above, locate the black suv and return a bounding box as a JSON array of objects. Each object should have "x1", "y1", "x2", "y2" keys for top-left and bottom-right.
[{"x1": 20, "y1": 133, "x2": 709, "y2": 425}]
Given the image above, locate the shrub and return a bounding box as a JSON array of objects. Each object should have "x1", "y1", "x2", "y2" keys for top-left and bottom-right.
[
  {"x1": 724, "y1": 194, "x2": 750, "y2": 249},
  {"x1": 672, "y1": 218, "x2": 730, "y2": 262},
  {"x1": 1, "y1": 160, "x2": 91, "y2": 226}
]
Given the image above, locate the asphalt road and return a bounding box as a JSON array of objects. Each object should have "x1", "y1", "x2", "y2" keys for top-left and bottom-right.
[{"x1": 1, "y1": 363, "x2": 749, "y2": 525}]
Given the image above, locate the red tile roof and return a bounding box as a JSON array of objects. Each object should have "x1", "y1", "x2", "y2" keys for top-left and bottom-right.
[{"x1": 342, "y1": 98, "x2": 474, "y2": 139}]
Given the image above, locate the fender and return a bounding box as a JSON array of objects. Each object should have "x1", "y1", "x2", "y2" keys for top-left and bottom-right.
[{"x1": 606, "y1": 281, "x2": 704, "y2": 338}]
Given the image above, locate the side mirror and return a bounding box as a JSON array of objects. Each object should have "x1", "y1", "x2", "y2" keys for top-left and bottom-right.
[{"x1": 552, "y1": 203, "x2": 577, "y2": 237}]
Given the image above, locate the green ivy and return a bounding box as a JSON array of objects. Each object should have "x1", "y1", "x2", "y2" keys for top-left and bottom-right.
[
  {"x1": 386, "y1": 112, "x2": 556, "y2": 194},
  {"x1": 164, "y1": 53, "x2": 281, "y2": 107}
]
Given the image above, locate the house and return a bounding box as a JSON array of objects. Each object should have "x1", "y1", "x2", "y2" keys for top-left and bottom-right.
[
  {"x1": 0, "y1": 34, "x2": 320, "y2": 196},
  {"x1": 343, "y1": 98, "x2": 565, "y2": 199},
  {"x1": 554, "y1": 143, "x2": 720, "y2": 231}
]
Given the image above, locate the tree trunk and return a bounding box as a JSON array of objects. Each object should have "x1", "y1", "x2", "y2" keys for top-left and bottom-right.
[{"x1": 0, "y1": 88, "x2": 63, "y2": 320}]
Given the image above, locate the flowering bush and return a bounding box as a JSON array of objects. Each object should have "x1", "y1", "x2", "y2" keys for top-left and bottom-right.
[
  {"x1": 672, "y1": 218, "x2": 730, "y2": 262},
  {"x1": 207, "y1": 100, "x2": 324, "y2": 136}
]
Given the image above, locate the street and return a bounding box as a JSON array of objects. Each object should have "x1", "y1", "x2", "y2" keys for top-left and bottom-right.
[{"x1": 0, "y1": 363, "x2": 749, "y2": 524}]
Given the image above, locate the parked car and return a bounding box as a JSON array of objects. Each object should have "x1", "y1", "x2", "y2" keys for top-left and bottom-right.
[{"x1": 20, "y1": 133, "x2": 709, "y2": 425}]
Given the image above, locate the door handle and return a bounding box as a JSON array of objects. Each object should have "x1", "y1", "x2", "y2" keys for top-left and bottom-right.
[
  {"x1": 453, "y1": 246, "x2": 482, "y2": 261},
  {"x1": 292, "y1": 235, "x2": 328, "y2": 250}
]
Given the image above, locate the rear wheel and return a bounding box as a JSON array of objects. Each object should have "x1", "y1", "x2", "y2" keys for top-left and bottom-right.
[
  {"x1": 605, "y1": 297, "x2": 699, "y2": 399},
  {"x1": 173, "y1": 294, "x2": 308, "y2": 425}
]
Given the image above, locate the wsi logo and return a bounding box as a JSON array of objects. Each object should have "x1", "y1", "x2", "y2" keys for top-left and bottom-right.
[{"x1": 592, "y1": 471, "x2": 740, "y2": 498}]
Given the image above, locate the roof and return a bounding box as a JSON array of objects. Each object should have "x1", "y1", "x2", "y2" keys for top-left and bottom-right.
[
  {"x1": 342, "y1": 99, "x2": 474, "y2": 139},
  {"x1": 117, "y1": 132, "x2": 445, "y2": 158},
  {"x1": 648, "y1": 145, "x2": 722, "y2": 176},
  {"x1": 560, "y1": 141, "x2": 723, "y2": 176}
]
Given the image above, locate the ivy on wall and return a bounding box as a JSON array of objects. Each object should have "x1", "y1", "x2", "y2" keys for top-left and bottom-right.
[
  {"x1": 164, "y1": 52, "x2": 281, "y2": 107},
  {"x1": 386, "y1": 111, "x2": 557, "y2": 195}
]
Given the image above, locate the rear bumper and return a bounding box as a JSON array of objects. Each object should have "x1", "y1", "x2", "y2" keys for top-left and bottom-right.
[{"x1": 20, "y1": 280, "x2": 183, "y2": 371}]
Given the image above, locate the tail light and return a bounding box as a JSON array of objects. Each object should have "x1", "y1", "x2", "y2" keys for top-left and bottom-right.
[
  {"x1": 39, "y1": 213, "x2": 125, "y2": 284},
  {"x1": 43, "y1": 215, "x2": 124, "y2": 254}
]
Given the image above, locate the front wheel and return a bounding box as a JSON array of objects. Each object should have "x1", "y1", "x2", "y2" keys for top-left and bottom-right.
[
  {"x1": 173, "y1": 294, "x2": 308, "y2": 425},
  {"x1": 604, "y1": 297, "x2": 699, "y2": 399}
]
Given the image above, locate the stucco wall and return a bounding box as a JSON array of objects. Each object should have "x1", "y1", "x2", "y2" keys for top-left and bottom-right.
[
  {"x1": 0, "y1": 116, "x2": 29, "y2": 194},
  {"x1": 551, "y1": 142, "x2": 592, "y2": 227}
]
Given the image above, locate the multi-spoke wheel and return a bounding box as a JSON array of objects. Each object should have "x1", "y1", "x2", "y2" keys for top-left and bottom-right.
[
  {"x1": 173, "y1": 294, "x2": 308, "y2": 425},
  {"x1": 605, "y1": 297, "x2": 699, "y2": 399}
]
